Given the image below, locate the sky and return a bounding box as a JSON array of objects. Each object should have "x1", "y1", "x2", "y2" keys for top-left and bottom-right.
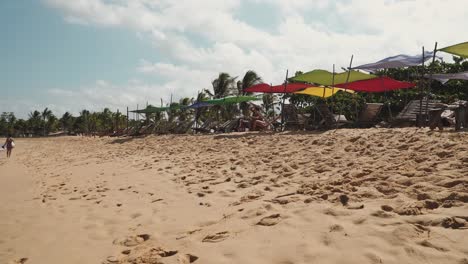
[{"x1": 1, "y1": 0, "x2": 467, "y2": 118}]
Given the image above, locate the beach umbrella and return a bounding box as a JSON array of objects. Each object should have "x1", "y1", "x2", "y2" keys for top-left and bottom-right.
[
  {"x1": 352, "y1": 51, "x2": 439, "y2": 71},
  {"x1": 202, "y1": 95, "x2": 261, "y2": 105},
  {"x1": 294, "y1": 87, "x2": 354, "y2": 98},
  {"x1": 290, "y1": 69, "x2": 376, "y2": 86},
  {"x1": 334, "y1": 76, "x2": 416, "y2": 93},
  {"x1": 129, "y1": 105, "x2": 170, "y2": 113},
  {"x1": 440, "y1": 41, "x2": 468, "y2": 58},
  {"x1": 188, "y1": 102, "x2": 214, "y2": 109},
  {"x1": 129, "y1": 104, "x2": 188, "y2": 113},
  {"x1": 425, "y1": 71, "x2": 468, "y2": 84},
  {"x1": 244, "y1": 83, "x2": 310, "y2": 93}
]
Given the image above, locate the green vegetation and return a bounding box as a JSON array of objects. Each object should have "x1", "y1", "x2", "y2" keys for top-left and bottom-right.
[
  {"x1": 1, "y1": 59, "x2": 467, "y2": 137},
  {"x1": 0, "y1": 108, "x2": 128, "y2": 137}
]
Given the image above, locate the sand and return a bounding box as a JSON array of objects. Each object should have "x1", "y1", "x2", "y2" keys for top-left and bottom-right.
[{"x1": 0, "y1": 128, "x2": 467, "y2": 264}]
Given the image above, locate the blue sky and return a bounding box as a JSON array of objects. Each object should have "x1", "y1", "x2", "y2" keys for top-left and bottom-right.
[
  {"x1": 1, "y1": 0, "x2": 467, "y2": 118},
  {"x1": 1, "y1": 0, "x2": 161, "y2": 114}
]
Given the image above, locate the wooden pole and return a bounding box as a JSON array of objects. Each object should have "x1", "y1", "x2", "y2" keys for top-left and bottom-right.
[
  {"x1": 344, "y1": 55, "x2": 354, "y2": 89},
  {"x1": 322, "y1": 67, "x2": 329, "y2": 98},
  {"x1": 425, "y1": 42, "x2": 438, "y2": 117},
  {"x1": 418, "y1": 47, "x2": 425, "y2": 127},
  {"x1": 338, "y1": 55, "x2": 354, "y2": 124},
  {"x1": 116, "y1": 109, "x2": 119, "y2": 131},
  {"x1": 126, "y1": 106, "x2": 129, "y2": 131},
  {"x1": 195, "y1": 91, "x2": 200, "y2": 131},
  {"x1": 170, "y1": 93, "x2": 173, "y2": 121},
  {"x1": 281, "y1": 69, "x2": 289, "y2": 131},
  {"x1": 329, "y1": 64, "x2": 336, "y2": 115},
  {"x1": 379, "y1": 68, "x2": 392, "y2": 121}
]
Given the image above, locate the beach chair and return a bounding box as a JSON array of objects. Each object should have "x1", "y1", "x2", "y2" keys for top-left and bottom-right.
[
  {"x1": 192, "y1": 119, "x2": 217, "y2": 133},
  {"x1": 314, "y1": 104, "x2": 348, "y2": 129},
  {"x1": 282, "y1": 104, "x2": 309, "y2": 130},
  {"x1": 216, "y1": 119, "x2": 239, "y2": 133},
  {"x1": 394, "y1": 99, "x2": 441, "y2": 126},
  {"x1": 123, "y1": 126, "x2": 136, "y2": 136},
  {"x1": 355, "y1": 103, "x2": 384, "y2": 127},
  {"x1": 128, "y1": 122, "x2": 153, "y2": 136},
  {"x1": 172, "y1": 120, "x2": 195, "y2": 134},
  {"x1": 139, "y1": 123, "x2": 155, "y2": 135},
  {"x1": 154, "y1": 120, "x2": 174, "y2": 135},
  {"x1": 428, "y1": 107, "x2": 446, "y2": 130},
  {"x1": 110, "y1": 128, "x2": 127, "y2": 137},
  {"x1": 447, "y1": 100, "x2": 467, "y2": 131}
]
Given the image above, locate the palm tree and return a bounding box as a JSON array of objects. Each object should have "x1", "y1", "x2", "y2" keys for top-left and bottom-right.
[
  {"x1": 238, "y1": 70, "x2": 263, "y2": 115},
  {"x1": 178, "y1": 97, "x2": 194, "y2": 121},
  {"x1": 194, "y1": 91, "x2": 211, "y2": 122},
  {"x1": 210, "y1": 73, "x2": 239, "y2": 121},
  {"x1": 80, "y1": 109, "x2": 90, "y2": 134},
  {"x1": 14, "y1": 119, "x2": 27, "y2": 136},
  {"x1": 99, "y1": 108, "x2": 113, "y2": 132},
  {"x1": 88, "y1": 112, "x2": 99, "y2": 134},
  {"x1": 60, "y1": 112, "x2": 74, "y2": 132},
  {"x1": 41, "y1": 107, "x2": 52, "y2": 136},
  {"x1": 262, "y1": 94, "x2": 277, "y2": 118},
  {"x1": 211, "y1": 73, "x2": 237, "y2": 98},
  {"x1": 46, "y1": 114, "x2": 58, "y2": 134},
  {"x1": 28, "y1": 110, "x2": 42, "y2": 136},
  {"x1": 239, "y1": 70, "x2": 262, "y2": 95}
]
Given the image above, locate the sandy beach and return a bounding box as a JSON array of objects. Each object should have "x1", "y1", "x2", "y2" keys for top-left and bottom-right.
[{"x1": 1, "y1": 128, "x2": 467, "y2": 264}]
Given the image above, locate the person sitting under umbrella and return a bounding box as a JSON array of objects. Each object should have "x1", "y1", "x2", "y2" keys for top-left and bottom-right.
[{"x1": 249, "y1": 105, "x2": 269, "y2": 131}]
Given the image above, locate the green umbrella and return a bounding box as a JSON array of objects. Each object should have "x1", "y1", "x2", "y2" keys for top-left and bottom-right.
[
  {"x1": 129, "y1": 105, "x2": 170, "y2": 114},
  {"x1": 290, "y1": 69, "x2": 376, "y2": 86},
  {"x1": 440, "y1": 41, "x2": 468, "y2": 58},
  {"x1": 202, "y1": 95, "x2": 260, "y2": 105}
]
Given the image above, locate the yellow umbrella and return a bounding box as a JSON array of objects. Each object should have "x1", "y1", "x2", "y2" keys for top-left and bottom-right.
[{"x1": 294, "y1": 86, "x2": 354, "y2": 98}]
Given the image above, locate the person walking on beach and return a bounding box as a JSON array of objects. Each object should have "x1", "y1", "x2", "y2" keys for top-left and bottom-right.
[{"x1": 3, "y1": 134, "x2": 14, "y2": 158}]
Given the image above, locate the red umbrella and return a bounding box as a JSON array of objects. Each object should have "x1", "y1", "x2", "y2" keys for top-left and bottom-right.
[
  {"x1": 244, "y1": 83, "x2": 310, "y2": 93},
  {"x1": 335, "y1": 77, "x2": 415, "y2": 93}
]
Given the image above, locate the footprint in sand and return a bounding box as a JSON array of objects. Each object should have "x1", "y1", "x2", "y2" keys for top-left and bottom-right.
[
  {"x1": 441, "y1": 217, "x2": 467, "y2": 229},
  {"x1": 257, "y1": 214, "x2": 281, "y2": 226},
  {"x1": 178, "y1": 254, "x2": 199, "y2": 264},
  {"x1": 371, "y1": 210, "x2": 394, "y2": 218},
  {"x1": 113, "y1": 234, "x2": 150, "y2": 247},
  {"x1": 202, "y1": 231, "x2": 230, "y2": 243},
  {"x1": 105, "y1": 247, "x2": 182, "y2": 264},
  {"x1": 418, "y1": 240, "x2": 449, "y2": 252},
  {"x1": 395, "y1": 206, "x2": 423, "y2": 216},
  {"x1": 8, "y1": 258, "x2": 28, "y2": 264},
  {"x1": 130, "y1": 212, "x2": 143, "y2": 219}
]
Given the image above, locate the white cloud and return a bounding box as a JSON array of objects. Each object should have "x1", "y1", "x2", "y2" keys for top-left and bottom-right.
[
  {"x1": 44, "y1": 79, "x2": 195, "y2": 116},
  {"x1": 38, "y1": 0, "x2": 468, "y2": 117}
]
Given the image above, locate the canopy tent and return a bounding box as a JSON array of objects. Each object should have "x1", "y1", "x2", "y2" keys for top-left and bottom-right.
[
  {"x1": 294, "y1": 87, "x2": 354, "y2": 98},
  {"x1": 202, "y1": 95, "x2": 260, "y2": 105},
  {"x1": 425, "y1": 71, "x2": 468, "y2": 84},
  {"x1": 440, "y1": 42, "x2": 468, "y2": 58},
  {"x1": 244, "y1": 83, "x2": 310, "y2": 93},
  {"x1": 353, "y1": 51, "x2": 439, "y2": 71},
  {"x1": 290, "y1": 70, "x2": 376, "y2": 86},
  {"x1": 129, "y1": 105, "x2": 170, "y2": 113},
  {"x1": 335, "y1": 77, "x2": 416, "y2": 93}
]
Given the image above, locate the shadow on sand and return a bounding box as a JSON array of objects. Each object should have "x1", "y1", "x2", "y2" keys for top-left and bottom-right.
[{"x1": 107, "y1": 137, "x2": 138, "y2": 144}]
